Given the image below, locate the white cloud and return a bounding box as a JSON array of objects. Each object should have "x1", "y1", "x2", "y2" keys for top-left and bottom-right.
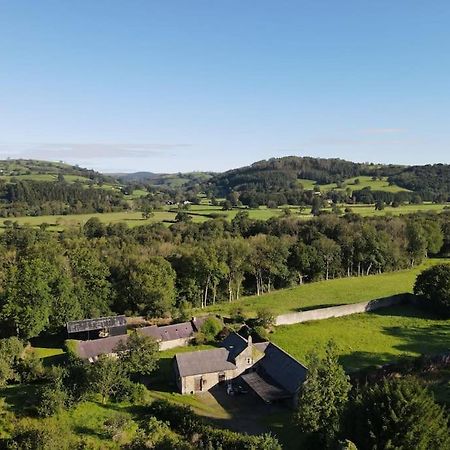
[{"x1": 0, "y1": 142, "x2": 191, "y2": 161}]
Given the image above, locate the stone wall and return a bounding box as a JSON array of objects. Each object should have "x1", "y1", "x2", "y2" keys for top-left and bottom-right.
[{"x1": 275, "y1": 294, "x2": 412, "y2": 326}]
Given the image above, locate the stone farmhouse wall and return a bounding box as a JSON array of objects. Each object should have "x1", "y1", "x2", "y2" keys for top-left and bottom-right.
[{"x1": 275, "y1": 294, "x2": 412, "y2": 326}]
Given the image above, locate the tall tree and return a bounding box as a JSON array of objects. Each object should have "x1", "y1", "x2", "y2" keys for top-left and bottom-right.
[
  {"x1": 1, "y1": 258, "x2": 54, "y2": 338},
  {"x1": 123, "y1": 256, "x2": 176, "y2": 316},
  {"x1": 295, "y1": 341, "x2": 351, "y2": 446},
  {"x1": 67, "y1": 244, "x2": 111, "y2": 318},
  {"x1": 344, "y1": 377, "x2": 450, "y2": 450},
  {"x1": 116, "y1": 331, "x2": 159, "y2": 377}
]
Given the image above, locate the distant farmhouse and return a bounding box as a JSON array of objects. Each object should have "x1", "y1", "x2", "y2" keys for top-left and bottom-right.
[
  {"x1": 174, "y1": 332, "x2": 307, "y2": 404},
  {"x1": 70, "y1": 316, "x2": 208, "y2": 362},
  {"x1": 66, "y1": 315, "x2": 127, "y2": 340}
]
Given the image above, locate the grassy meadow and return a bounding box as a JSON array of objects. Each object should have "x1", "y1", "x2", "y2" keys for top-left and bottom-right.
[
  {"x1": 271, "y1": 304, "x2": 450, "y2": 372},
  {"x1": 201, "y1": 258, "x2": 450, "y2": 317},
  {"x1": 317, "y1": 175, "x2": 411, "y2": 193}
]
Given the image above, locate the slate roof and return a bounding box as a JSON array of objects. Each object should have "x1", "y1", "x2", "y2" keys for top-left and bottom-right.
[
  {"x1": 174, "y1": 333, "x2": 307, "y2": 399},
  {"x1": 67, "y1": 315, "x2": 127, "y2": 334},
  {"x1": 175, "y1": 348, "x2": 236, "y2": 377},
  {"x1": 77, "y1": 334, "x2": 129, "y2": 360},
  {"x1": 140, "y1": 322, "x2": 194, "y2": 342},
  {"x1": 241, "y1": 371, "x2": 290, "y2": 402},
  {"x1": 257, "y1": 343, "x2": 308, "y2": 394},
  {"x1": 219, "y1": 332, "x2": 248, "y2": 361}
]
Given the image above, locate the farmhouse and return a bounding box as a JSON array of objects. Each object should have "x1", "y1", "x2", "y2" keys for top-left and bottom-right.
[
  {"x1": 174, "y1": 332, "x2": 307, "y2": 403},
  {"x1": 66, "y1": 315, "x2": 127, "y2": 340}
]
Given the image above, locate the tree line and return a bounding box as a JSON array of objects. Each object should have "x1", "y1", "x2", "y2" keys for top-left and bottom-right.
[{"x1": 0, "y1": 210, "x2": 448, "y2": 339}]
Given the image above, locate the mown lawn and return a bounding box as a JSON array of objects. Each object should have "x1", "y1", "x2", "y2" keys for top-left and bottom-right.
[
  {"x1": 271, "y1": 304, "x2": 450, "y2": 372},
  {"x1": 202, "y1": 258, "x2": 450, "y2": 317}
]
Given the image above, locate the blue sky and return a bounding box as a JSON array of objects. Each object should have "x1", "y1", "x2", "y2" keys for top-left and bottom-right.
[{"x1": 0, "y1": 1, "x2": 449, "y2": 173}]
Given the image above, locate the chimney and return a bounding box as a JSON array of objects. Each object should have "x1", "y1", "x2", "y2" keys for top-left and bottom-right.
[{"x1": 247, "y1": 335, "x2": 252, "y2": 347}]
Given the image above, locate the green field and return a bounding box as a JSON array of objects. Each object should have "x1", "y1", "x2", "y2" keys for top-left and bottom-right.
[
  {"x1": 271, "y1": 305, "x2": 450, "y2": 372},
  {"x1": 2, "y1": 199, "x2": 447, "y2": 232},
  {"x1": 201, "y1": 258, "x2": 450, "y2": 317},
  {"x1": 318, "y1": 176, "x2": 410, "y2": 193},
  {"x1": 344, "y1": 202, "x2": 448, "y2": 216}
]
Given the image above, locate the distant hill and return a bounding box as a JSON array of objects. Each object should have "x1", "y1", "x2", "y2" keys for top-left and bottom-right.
[
  {"x1": 115, "y1": 171, "x2": 214, "y2": 188},
  {"x1": 204, "y1": 156, "x2": 450, "y2": 206},
  {"x1": 0, "y1": 159, "x2": 125, "y2": 217},
  {"x1": 0, "y1": 159, "x2": 116, "y2": 184},
  {"x1": 0, "y1": 157, "x2": 448, "y2": 217}
]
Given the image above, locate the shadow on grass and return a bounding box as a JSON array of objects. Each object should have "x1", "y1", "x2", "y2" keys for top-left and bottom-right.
[
  {"x1": 339, "y1": 351, "x2": 407, "y2": 372},
  {"x1": 339, "y1": 305, "x2": 450, "y2": 371},
  {"x1": 369, "y1": 304, "x2": 441, "y2": 319},
  {"x1": 383, "y1": 323, "x2": 450, "y2": 355},
  {"x1": 41, "y1": 353, "x2": 68, "y2": 367},
  {"x1": 144, "y1": 357, "x2": 177, "y2": 392},
  {"x1": 29, "y1": 332, "x2": 66, "y2": 349},
  {"x1": 0, "y1": 384, "x2": 39, "y2": 416},
  {"x1": 295, "y1": 303, "x2": 347, "y2": 312}
]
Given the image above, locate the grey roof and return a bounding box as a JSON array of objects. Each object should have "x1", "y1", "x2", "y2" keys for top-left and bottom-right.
[
  {"x1": 67, "y1": 315, "x2": 126, "y2": 334},
  {"x1": 175, "y1": 348, "x2": 236, "y2": 377},
  {"x1": 77, "y1": 334, "x2": 129, "y2": 360},
  {"x1": 257, "y1": 343, "x2": 307, "y2": 394},
  {"x1": 140, "y1": 321, "x2": 194, "y2": 342},
  {"x1": 241, "y1": 371, "x2": 290, "y2": 402},
  {"x1": 219, "y1": 332, "x2": 248, "y2": 361}
]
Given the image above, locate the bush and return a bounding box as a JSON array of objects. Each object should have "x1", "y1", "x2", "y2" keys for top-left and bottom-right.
[
  {"x1": 229, "y1": 305, "x2": 247, "y2": 323},
  {"x1": 17, "y1": 353, "x2": 45, "y2": 383},
  {"x1": 103, "y1": 413, "x2": 132, "y2": 442},
  {"x1": 414, "y1": 264, "x2": 450, "y2": 317},
  {"x1": 255, "y1": 308, "x2": 275, "y2": 330},
  {"x1": 6, "y1": 419, "x2": 76, "y2": 449},
  {"x1": 0, "y1": 337, "x2": 24, "y2": 386},
  {"x1": 199, "y1": 317, "x2": 223, "y2": 342},
  {"x1": 37, "y1": 381, "x2": 69, "y2": 417},
  {"x1": 113, "y1": 379, "x2": 149, "y2": 404},
  {"x1": 147, "y1": 400, "x2": 201, "y2": 437}
]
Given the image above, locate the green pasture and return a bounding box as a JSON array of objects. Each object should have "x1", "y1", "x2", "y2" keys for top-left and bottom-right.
[
  {"x1": 344, "y1": 202, "x2": 448, "y2": 216},
  {"x1": 317, "y1": 175, "x2": 410, "y2": 193},
  {"x1": 0, "y1": 198, "x2": 448, "y2": 232},
  {"x1": 201, "y1": 259, "x2": 450, "y2": 317},
  {"x1": 297, "y1": 178, "x2": 316, "y2": 189},
  {"x1": 0, "y1": 211, "x2": 179, "y2": 231},
  {"x1": 271, "y1": 304, "x2": 450, "y2": 372}
]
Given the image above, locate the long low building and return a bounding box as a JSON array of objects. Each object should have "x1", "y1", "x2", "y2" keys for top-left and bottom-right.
[
  {"x1": 67, "y1": 315, "x2": 127, "y2": 340},
  {"x1": 140, "y1": 321, "x2": 195, "y2": 350},
  {"x1": 173, "y1": 332, "x2": 307, "y2": 404},
  {"x1": 74, "y1": 317, "x2": 207, "y2": 361}
]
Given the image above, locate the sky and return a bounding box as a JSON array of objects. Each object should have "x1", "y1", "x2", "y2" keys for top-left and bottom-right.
[{"x1": 0, "y1": 1, "x2": 449, "y2": 173}]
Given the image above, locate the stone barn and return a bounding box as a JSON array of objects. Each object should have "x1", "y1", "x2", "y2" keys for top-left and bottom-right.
[{"x1": 173, "y1": 332, "x2": 307, "y2": 404}]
